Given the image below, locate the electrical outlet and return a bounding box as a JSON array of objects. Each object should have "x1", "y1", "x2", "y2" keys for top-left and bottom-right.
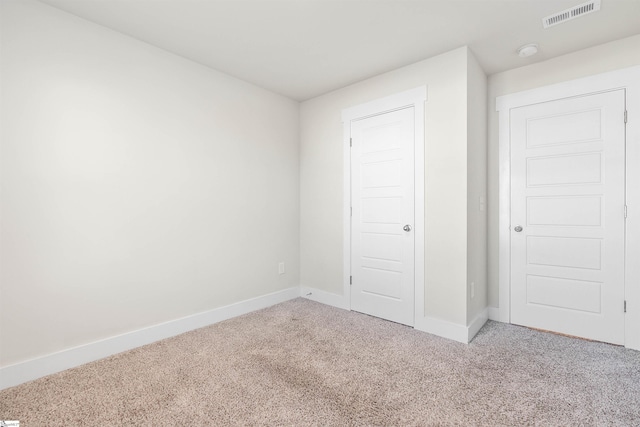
[
  {"x1": 471, "y1": 281, "x2": 475, "y2": 298},
  {"x1": 278, "y1": 262, "x2": 285, "y2": 275}
]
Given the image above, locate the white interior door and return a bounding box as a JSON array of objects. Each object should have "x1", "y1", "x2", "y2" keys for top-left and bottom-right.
[
  {"x1": 510, "y1": 90, "x2": 626, "y2": 344},
  {"x1": 350, "y1": 107, "x2": 415, "y2": 326}
]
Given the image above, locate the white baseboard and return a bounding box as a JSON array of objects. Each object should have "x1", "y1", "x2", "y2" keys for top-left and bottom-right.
[
  {"x1": 467, "y1": 308, "x2": 489, "y2": 342},
  {"x1": 488, "y1": 307, "x2": 504, "y2": 322},
  {"x1": 300, "y1": 286, "x2": 349, "y2": 310},
  {"x1": 0, "y1": 287, "x2": 301, "y2": 391},
  {"x1": 299, "y1": 287, "x2": 489, "y2": 345},
  {"x1": 414, "y1": 308, "x2": 489, "y2": 344},
  {"x1": 415, "y1": 316, "x2": 469, "y2": 344}
]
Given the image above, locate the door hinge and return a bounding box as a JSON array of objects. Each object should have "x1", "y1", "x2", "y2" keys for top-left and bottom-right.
[
  {"x1": 350, "y1": 206, "x2": 352, "y2": 217},
  {"x1": 625, "y1": 205, "x2": 628, "y2": 218},
  {"x1": 624, "y1": 110, "x2": 628, "y2": 124},
  {"x1": 350, "y1": 137, "x2": 353, "y2": 147},
  {"x1": 350, "y1": 276, "x2": 352, "y2": 285},
  {"x1": 624, "y1": 300, "x2": 627, "y2": 313}
]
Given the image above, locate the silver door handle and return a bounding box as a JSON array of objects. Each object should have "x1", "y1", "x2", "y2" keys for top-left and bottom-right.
[
  {"x1": 403, "y1": 224, "x2": 412, "y2": 232},
  {"x1": 514, "y1": 225, "x2": 523, "y2": 232}
]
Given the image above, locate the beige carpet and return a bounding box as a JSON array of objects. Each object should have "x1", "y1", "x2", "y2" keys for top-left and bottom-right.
[{"x1": 1, "y1": 298, "x2": 640, "y2": 426}]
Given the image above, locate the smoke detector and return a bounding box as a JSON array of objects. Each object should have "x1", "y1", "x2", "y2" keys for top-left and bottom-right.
[
  {"x1": 517, "y1": 44, "x2": 539, "y2": 58},
  {"x1": 543, "y1": 0, "x2": 601, "y2": 29}
]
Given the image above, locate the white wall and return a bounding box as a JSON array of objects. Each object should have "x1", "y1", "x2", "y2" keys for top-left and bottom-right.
[
  {"x1": 466, "y1": 50, "x2": 488, "y2": 323},
  {"x1": 487, "y1": 34, "x2": 640, "y2": 308},
  {"x1": 0, "y1": 0, "x2": 300, "y2": 367},
  {"x1": 300, "y1": 47, "x2": 486, "y2": 328}
]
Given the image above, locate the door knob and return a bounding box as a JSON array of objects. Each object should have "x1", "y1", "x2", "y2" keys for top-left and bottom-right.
[
  {"x1": 514, "y1": 225, "x2": 523, "y2": 232},
  {"x1": 403, "y1": 224, "x2": 412, "y2": 232}
]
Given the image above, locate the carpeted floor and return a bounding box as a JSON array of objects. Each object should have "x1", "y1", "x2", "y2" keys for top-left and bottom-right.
[{"x1": 1, "y1": 298, "x2": 640, "y2": 426}]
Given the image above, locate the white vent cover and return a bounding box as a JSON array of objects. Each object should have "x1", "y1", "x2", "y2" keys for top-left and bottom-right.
[{"x1": 543, "y1": 0, "x2": 601, "y2": 28}]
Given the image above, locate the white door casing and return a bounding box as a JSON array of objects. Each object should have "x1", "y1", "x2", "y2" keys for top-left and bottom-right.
[
  {"x1": 350, "y1": 107, "x2": 415, "y2": 325},
  {"x1": 497, "y1": 65, "x2": 640, "y2": 349},
  {"x1": 510, "y1": 90, "x2": 626, "y2": 344},
  {"x1": 342, "y1": 87, "x2": 426, "y2": 327}
]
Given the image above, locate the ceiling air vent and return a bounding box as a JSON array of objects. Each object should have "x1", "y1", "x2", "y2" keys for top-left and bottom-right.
[{"x1": 543, "y1": 0, "x2": 601, "y2": 29}]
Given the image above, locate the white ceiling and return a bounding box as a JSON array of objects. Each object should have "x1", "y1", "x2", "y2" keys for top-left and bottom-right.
[{"x1": 39, "y1": 0, "x2": 640, "y2": 101}]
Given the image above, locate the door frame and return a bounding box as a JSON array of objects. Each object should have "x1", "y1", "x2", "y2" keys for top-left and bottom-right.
[
  {"x1": 342, "y1": 86, "x2": 427, "y2": 325},
  {"x1": 496, "y1": 65, "x2": 640, "y2": 349}
]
